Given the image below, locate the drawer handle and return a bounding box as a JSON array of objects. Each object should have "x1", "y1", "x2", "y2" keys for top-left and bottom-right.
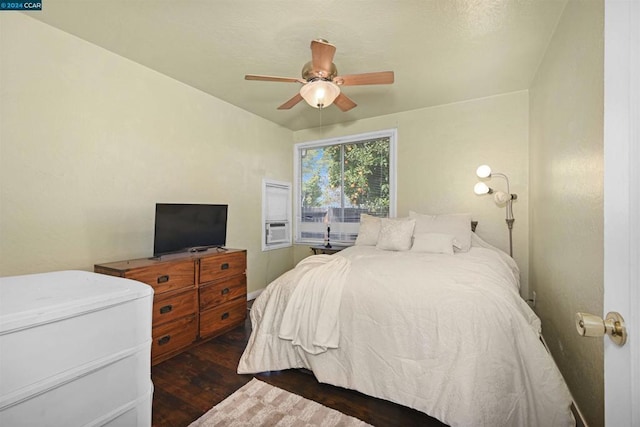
[
  {"x1": 221, "y1": 288, "x2": 230, "y2": 295},
  {"x1": 158, "y1": 335, "x2": 171, "y2": 346},
  {"x1": 157, "y1": 275, "x2": 170, "y2": 284},
  {"x1": 220, "y1": 263, "x2": 229, "y2": 270},
  {"x1": 221, "y1": 312, "x2": 230, "y2": 320},
  {"x1": 159, "y1": 304, "x2": 173, "y2": 314}
]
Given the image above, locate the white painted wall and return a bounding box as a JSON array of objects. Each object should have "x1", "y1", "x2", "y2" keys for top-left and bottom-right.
[
  {"x1": 293, "y1": 91, "x2": 530, "y2": 297},
  {"x1": 0, "y1": 14, "x2": 295, "y2": 292},
  {"x1": 529, "y1": 1, "x2": 604, "y2": 425}
]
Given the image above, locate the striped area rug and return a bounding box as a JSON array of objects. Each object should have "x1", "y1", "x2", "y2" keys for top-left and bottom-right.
[{"x1": 189, "y1": 378, "x2": 372, "y2": 427}]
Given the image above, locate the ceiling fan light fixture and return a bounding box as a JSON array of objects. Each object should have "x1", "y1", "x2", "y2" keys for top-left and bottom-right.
[
  {"x1": 246, "y1": 39, "x2": 394, "y2": 112},
  {"x1": 300, "y1": 80, "x2": 340, "y2": 109}
]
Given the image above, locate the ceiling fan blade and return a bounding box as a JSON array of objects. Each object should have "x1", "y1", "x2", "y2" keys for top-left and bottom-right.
[
  {"x1": 245, "y1": 74, "x2": 305, "y2": 84},
  {"x1": 333, "y1": 71, "x2": 395, "y2": 86},
  {"x1": 277, "y1": 93, "x2": 304, "y2": 110},
  {"x1": 310, "y1": 39, "x2": 337, "y2": 76},
  {"x1": 333, "y1": 93, "x2": 357, "y2": 112}
]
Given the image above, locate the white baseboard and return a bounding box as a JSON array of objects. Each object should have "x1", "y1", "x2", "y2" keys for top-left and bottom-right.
[
  {"x1": 539, "y1": 335, "x2": 588, "y2": 427},
  {"x1": 247, "y1": 288, "x2": 264, "y2": 301}
]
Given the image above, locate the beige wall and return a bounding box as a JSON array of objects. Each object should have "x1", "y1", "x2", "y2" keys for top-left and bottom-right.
[
  {"x1": 0, "y1": 14, "x2": 295, "y2": 293},
  {"x1": 293, "y1": 91, "x2": 531, "y2": 297},
  {"x1": 2, "y1": 10, "x2": 606, "y2": 424},
  {"x1": 529, "y1": 0, "x2": 604, "y2": 425},
  {"x1": 0, "y1": 15, "x2": 531, "y2": 297}
]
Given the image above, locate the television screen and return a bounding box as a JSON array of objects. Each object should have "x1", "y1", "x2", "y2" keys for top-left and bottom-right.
[{"x1": 153, "y1": 203, "x2": 228, "y2": 256}]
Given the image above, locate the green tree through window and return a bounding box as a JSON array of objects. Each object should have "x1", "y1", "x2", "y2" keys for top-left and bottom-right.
[
  {"x1": 296, "y1": 130, "x2": 396, "y2": 243},
  {"x1": 326, "y1": 139, "x2": 390, "y2": 217}
]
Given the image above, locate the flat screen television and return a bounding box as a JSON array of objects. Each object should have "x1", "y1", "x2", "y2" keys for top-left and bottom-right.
[{"x1": 153, "y1": 203, "x2": 228, "y2": 257}]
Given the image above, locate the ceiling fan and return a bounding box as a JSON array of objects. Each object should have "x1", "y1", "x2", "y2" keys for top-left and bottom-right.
[{"x1": 245, "y1": 39, "x2": 394, "y2": 112}]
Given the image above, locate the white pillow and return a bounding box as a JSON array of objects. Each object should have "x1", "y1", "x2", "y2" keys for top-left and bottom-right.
[
  {"x1": 354, "y1": 213, "x2": 382, "y2": 246},
  {"x1": 409, "y1": 211, "x2": 473, "y2": 252},
  {"x1": 376, "y1": 218, "x2": 416, "y2": 251},
  {"x1": 411, "y1": 233, "x2": 455, "y2": 255}
]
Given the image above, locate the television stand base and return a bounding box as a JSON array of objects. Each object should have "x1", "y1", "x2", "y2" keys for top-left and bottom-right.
[{"x1": 189, "y1": 246, "x2": 210, "y2": 253}]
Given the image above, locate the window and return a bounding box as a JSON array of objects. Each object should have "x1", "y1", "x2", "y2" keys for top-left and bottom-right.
[{"x1": 294, "y1": 129, "x2": 397, "y2": 244}]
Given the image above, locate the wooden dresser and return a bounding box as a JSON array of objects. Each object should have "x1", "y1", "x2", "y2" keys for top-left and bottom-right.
[{"x1": 94, "y1": 248, "x2": 247, "y2": 365}]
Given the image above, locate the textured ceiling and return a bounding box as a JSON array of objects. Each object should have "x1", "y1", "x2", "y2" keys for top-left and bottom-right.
[{"x1": 29, "y1": 0, "x2": 567, "y2": 131}]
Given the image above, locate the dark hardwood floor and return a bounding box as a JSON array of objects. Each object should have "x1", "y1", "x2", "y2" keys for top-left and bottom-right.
[{"x1": 151, "y1": 310, "x2": 448, "y2": 427}]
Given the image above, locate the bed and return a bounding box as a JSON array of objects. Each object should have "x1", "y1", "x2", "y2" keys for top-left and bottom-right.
[{"x1": 238, "y1": 213, "x2": 575, "y2": 427}]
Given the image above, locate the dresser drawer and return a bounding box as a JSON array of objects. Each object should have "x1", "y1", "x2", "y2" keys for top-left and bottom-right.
[
  {"x1": 153, "y1": 288, "x2": 198, "y2": 327},
  {"x1": 199, "y1": 275, "x2": 247, "y2": 311},
  {"x1": 152, "y1": 315, "x2": 197, "y2": 362},
  {"x1": 199, "y1": 298, "x2": 246, "y2": 338},
  {"x1": 125, "y1": 260, "x2": 195, "y2": 294},
  {"x1": 199, "y1": 251, "x2": 246, "y2": 284}
]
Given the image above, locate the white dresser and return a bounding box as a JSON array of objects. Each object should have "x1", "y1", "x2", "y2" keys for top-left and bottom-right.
[{"x1": 0, "y1": 270, "x2": 154, "y2": 427}]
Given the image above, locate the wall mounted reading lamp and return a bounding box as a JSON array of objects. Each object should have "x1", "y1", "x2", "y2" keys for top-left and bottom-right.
[{"x1": 474, "y1": 165, "x2": 517, "y2": 257}]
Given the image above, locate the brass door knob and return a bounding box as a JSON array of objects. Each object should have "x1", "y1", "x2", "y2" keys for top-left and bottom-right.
[{"x1": 575, "y1": 311, "x2": 627, "y2": 346}]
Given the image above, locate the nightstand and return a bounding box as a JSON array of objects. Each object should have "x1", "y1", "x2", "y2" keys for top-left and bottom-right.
[{"x1": 310, "y1": 245, "x2": 351, "y2": 255}]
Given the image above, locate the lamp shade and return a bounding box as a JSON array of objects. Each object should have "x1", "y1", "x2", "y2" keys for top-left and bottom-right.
[
  {"x1": 300, "y1": 80, "x2": 340, "y2": 108},
  {"x1": 476, "y1": 164, "x2": 492, "y2": 178},
  {"x1": 474, "y1": 182, "x2": 490, "y2": 195}
]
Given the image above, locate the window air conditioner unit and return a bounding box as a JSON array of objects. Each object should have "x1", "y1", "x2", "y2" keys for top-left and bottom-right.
[{"x1": 266, "y1": 222, "x2": 289, "y2": 245}]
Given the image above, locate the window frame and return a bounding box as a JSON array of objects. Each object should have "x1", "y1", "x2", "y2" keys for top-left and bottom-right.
[{"x1": 293, "y1": 128, "x2": 397, "y2": 245}]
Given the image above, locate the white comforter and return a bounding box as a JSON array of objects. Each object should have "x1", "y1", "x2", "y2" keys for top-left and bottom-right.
[
  {"x1": 238, "y1": 243, "x2": 575, "y2": 427},
  {"x1": 279, "y1": 254, "x2": 351, "y2": 354}
]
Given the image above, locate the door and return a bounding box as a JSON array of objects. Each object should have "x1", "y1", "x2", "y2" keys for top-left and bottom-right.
[{"x1": 603, "y1": 0, "x2": 639, "y2": 425}]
